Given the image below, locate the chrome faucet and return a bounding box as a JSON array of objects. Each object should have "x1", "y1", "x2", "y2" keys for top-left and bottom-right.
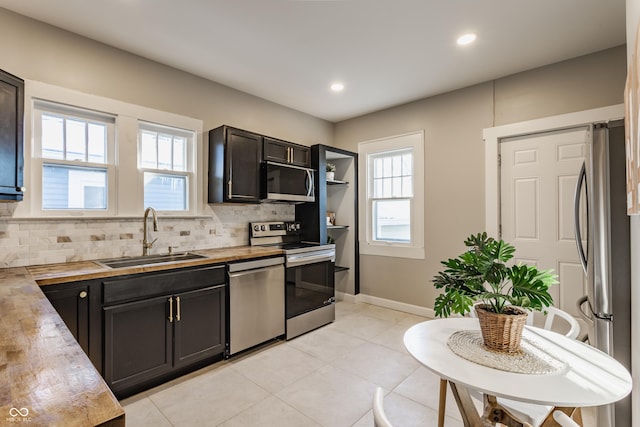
[{"x1": 142, "y1": 207, "x2": 158, "y2": 256}]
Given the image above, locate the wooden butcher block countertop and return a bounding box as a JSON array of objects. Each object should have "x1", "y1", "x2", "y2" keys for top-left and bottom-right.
[
  {"x1": 28, "y1": 246, "x2": 283, "y2": 285},
  {"x1": 1, "y1": 245, "x2": 283, "y2": 426}
]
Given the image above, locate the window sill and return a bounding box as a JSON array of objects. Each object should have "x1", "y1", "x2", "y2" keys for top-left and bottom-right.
[{"x1": 359, "y1": 242, "x2": 425, "y2": 259}]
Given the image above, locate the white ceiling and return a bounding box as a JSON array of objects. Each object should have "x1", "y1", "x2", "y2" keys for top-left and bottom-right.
[{"x1": 0, "y1": 1, "x2": 626, "y2": 122}]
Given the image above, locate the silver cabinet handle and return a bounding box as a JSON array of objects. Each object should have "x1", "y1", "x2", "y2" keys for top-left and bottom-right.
[
  {"x1": 176, "y1": 296, "x2": 181, "y2": 321},
  {"x1": 16, "y1": 187, "x2": 25, "y2": 192},
  {"x1": 168, "y1": 296, "x2": 174, "y2": 323},
  {"x1": 79, "y1": 291, "x2": 88, "y2": 299}
]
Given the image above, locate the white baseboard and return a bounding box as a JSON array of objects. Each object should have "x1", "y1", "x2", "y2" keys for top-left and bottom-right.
[{"x1": 335, "y1": 292, "x2": 435, "y2": 318}]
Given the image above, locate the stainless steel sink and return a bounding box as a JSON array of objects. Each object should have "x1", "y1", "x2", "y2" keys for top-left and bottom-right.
[{"x1": 98, "y1": 252, "x2": 207, "y2": 269}]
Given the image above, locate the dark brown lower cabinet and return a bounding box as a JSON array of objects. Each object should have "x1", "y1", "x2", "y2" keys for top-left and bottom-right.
[
  {"x1": 103, "y1": 283, "x2": 226, "y2": 397},
  {"x1": 104, "y1": 295, "x2": 173, "y2": 394},
  {"x1": 42, "y1": 279, "x2": 103, "y2": 372},
  {"x1": 173, "y1": 286, "x2": 226, "y2": 369}
]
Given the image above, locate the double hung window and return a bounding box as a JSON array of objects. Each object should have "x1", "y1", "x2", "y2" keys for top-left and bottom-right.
[
  {"x1": 138, "y1": 122, "x2": 194, "y2": 211},
  {"x1": 34, "y1": 100, "x2": 115, "y2": 213},
  {"x1": 359, "y1": 131, "x2": 424, "y2": 259}
]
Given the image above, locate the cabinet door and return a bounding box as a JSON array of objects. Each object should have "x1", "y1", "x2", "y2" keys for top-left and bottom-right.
[
  {"x1": 263, "y1": 138, "x2": 289, "y2": 164},
  {"x1": 226, "y1": 128, "x2": 261, "y2": 202},
  {"x1": 43, "y1": 283, "x2": 90, "y2": 354},
  {"x1": 173, "y1": 285, "x2": 226, "y2": 369},
  {"x1": 0, "y1": 69, "x2": 24, "y2": 201},
  {"x1": 264, "y1": 137, "x2": 310, "y2": 167},
  {"x1": 290, "y1": 145, "x2": 310, "y2": 167},
  {"x1": 104, "y1": 295, "x2": 173, "y2": 396}
]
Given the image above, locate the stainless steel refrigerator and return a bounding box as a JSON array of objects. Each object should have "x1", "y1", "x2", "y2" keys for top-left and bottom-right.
[{"x1": 575, "y1": 119, "x2": 631, "y2": 427}]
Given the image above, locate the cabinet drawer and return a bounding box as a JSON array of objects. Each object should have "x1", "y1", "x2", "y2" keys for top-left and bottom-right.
[{"x1": 103, "y1": 265, "x2": 225, "y2": 305}]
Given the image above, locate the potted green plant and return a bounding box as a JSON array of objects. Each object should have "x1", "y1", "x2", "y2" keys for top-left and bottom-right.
[
  {"x1": 326, "y1": 163, "x2": 336, "y2": 181},
  {"x1": 432, "y1": 232, "x2": 557, "y2": 353}
]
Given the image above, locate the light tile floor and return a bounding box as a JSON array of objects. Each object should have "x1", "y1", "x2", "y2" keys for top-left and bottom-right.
[
  {"x1": 121, "y1": 301, "x2": 592, "y2": 426},
  {"x1": 121, "y1": 301, "x2": 467, "y2": 426}
]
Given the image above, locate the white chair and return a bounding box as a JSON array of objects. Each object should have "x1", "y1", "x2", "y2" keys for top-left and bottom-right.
[
  {"x1": 373, "y1": 387, "x2": 393, "y2": 427},
  {"x1": 553, "y1": 410, "x2": 581, "y2": 427},
  {"x1": 436, "y1": 305, "x2": 581, "y2": 427}
]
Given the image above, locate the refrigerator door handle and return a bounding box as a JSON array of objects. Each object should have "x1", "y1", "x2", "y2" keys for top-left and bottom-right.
[
  {"x1": 576, "y1": 295, "x2": 592, "y2": 322},
  {"x1": 574, "y1": 161, "x2": 588, "y2": 274}
]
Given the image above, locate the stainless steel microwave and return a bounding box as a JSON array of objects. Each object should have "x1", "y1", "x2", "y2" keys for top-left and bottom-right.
[{"x1": 262, "y1": 161, "x2": 315, "y2": 202}]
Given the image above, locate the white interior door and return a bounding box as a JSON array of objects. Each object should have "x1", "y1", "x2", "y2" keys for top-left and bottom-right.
[{"x1": 500, "y1": 126, "x2": 588, "y2": 317}]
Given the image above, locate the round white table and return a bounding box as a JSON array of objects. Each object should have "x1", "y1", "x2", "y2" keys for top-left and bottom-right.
[{"x1": 404, "y1": 318, "x2": 632, "y2": 426}]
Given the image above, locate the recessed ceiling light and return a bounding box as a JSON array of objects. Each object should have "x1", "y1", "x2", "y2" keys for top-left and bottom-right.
[
  {"x1": 330, "y1": 82, "x2": 345, "y2": 92},
  {"x1": 457, "y1": 33, "x2": 477, "y2": 46}
]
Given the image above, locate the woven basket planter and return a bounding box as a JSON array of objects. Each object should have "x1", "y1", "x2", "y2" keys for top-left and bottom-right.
[{"x1": 475, "y1": 304, "x2": 528, "y2": 354}]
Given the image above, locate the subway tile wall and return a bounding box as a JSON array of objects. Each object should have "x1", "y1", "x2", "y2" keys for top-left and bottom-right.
[{"x1": 0, "y1": 203, "x2": 294, "y2": 268}]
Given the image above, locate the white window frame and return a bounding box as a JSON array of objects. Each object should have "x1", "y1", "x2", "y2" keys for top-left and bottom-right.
[
  {"x1": 32, "y1": 100, "x2": 117, "y2": 216},
  {"x1": 359, "y1": 131, "x2": 425, "y2": 259},
  {"x1": 18, "y1": 80, "x2": 203, "y2": 219},
  {"x1": 138, "y1": 121, "x2": 196, "y2": 213}
]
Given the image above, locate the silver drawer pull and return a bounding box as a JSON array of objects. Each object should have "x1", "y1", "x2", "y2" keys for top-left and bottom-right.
[
  {"x1": 168, "y1": 296, "x2": 174, "y2": 323},
  {"x1": 79, "y1": 291, "x2": 88, "y2": 299},
  {"x1": 176, "y1": 296, "x2": 181, "y2": 321}
]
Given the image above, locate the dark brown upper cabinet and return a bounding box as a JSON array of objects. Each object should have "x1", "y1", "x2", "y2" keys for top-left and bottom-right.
[
  {"x1": 0, "y1": 69, "x2": 24, "y2": 201},
  {"x1": 264, "y1": 137, "x2": 310, "y2": 167},
  {"x1": 208, "y1": 126, "x2": 262, "y2": 203}
]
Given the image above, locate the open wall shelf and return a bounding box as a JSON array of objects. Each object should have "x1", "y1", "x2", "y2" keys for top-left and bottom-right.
[{"x1": 296, "y1": 145, "x2": 359, "y2": 296}]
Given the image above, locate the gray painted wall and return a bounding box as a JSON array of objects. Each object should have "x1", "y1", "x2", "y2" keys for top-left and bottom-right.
[
  {"x1": 0, "y1": 7, "x2": 333, "y2": 145},
  {"x1": 0, "y1": 6, "x2": 628, "y2": 312},
  {"x1": 334, "y1": 45, "x2": 626, "y2": 309}
]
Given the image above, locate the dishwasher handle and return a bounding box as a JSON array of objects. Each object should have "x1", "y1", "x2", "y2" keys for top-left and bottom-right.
[
  {"x1": 228, "y1": 256, "x2": 284, "y2": 273},
  {"x1": 228, "y1": 265, "x2": 282, "y2": 279}
]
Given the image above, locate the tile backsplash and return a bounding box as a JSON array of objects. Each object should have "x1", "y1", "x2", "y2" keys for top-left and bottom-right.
[{"x1": 0, "y1": 204, "x2": 294, "y2": 268}]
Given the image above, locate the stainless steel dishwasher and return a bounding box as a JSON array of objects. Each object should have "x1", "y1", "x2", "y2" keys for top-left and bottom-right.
[{"x1": 227, "y1": 256, "x2": 285, "y2": 355}]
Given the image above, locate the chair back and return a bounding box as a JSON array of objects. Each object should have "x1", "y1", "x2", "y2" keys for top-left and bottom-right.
[
  {"x1": 373, "y1": 387, "x2": 393, "y2": 427},
  {"x1": 552, "y1": 410, "x2": 580, "y2": 426},
  {"x1": 527, "y1": 306, "x2": 580, "y2": 339}
]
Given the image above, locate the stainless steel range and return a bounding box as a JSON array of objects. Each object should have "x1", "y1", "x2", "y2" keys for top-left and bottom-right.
[{"x1": 250, "y1": 221, "x2": 335, "y2": 339}]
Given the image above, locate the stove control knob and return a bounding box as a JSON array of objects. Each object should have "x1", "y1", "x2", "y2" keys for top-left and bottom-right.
[
  {"x1": 253, "y1": 225, "x2": 260, "y2": 231},
  {"x1": 261, "y1": 225, "x2": 266, "y2": 231}
]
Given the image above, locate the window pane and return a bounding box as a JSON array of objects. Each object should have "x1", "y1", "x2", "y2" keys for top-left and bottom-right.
[
  {"x1": 43, "y1": 164, "x2": 107, "y2": 210},
  {"x1": 392, "y1": 155, "x2": 402, "y2": 176},
  {"x1": 157, "y1": 134, "x2": 172, "y2": 170},
  {"x1": 402, "y1": 153, "x2": 412, "y2": 175},
  {"x1": 373, "y1": 199, "x2": 411, "y2": 242},
  {"x1": 402, "y1": 176, "x2": 413, "y2": 197},
  {"x1": 87, "y1": 123, "x2": 106, "y2": 163},
  {"x1": 143, "y1": 172, "x2": 187, "y2": 211},
  {"x1": 392, "y1": 177, "x2": 402, "y2": 197},
  {"x1": 42, "y1": 114, "x2": 64, "y2": 159},
  {"x1": 173, "y1": 137, "x2": 186, "y2": 171},
  {"x1": 382, "y1": 157, "x2": 392, "y2": 177},
  {"x1": 373, "y1": 157, "x2": 383, "y2": 179},
  {"x1": 140, "y1": 131, "x2": 157, "y2": 168},
  {"x1": 66, "y1": 118, "x2": 86, "y2": 161}
]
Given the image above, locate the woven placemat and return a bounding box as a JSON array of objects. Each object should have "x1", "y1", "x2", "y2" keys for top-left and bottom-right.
[{"x1": 447, "y1": 330, "x2": 567, "y2": 375}]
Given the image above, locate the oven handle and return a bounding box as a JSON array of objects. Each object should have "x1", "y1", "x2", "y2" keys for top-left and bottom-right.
[{"x1": 286, "y1": 252, "x2": 335, "y2": 267}]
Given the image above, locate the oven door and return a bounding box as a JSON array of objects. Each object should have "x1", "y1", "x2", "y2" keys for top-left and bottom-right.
[
  {"x1": 262, "y1": 161, "x2": 315, "y2": 202},
  {"x1": 285, "y1": 258, "x2": 334, "y2": 319}
]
